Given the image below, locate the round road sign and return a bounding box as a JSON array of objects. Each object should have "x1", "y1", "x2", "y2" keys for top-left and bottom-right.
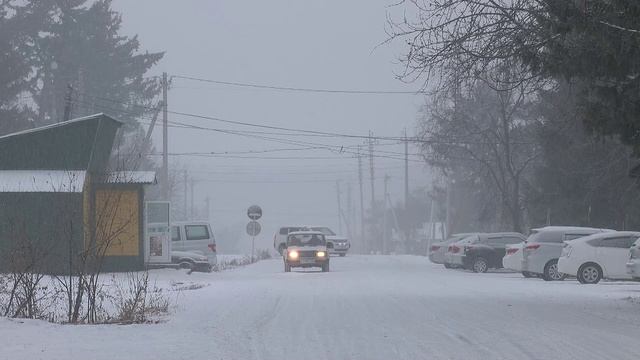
[
  {"x1": 246, "y1": 221, "x2": 262, "y2": 236},
  {"x1": 247, "y1": 205, "x2": 262, "y2": 221}
]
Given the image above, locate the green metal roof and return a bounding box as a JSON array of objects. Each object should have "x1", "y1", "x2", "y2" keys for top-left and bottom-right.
[{"x1": 0, "y1": 114, "x2": 122, "y2": 172}]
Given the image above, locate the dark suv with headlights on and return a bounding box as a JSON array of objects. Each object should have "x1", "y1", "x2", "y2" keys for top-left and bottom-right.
[
  {"x1": 283, "y1": 231, "x2": 330, "y2": 272},
  {"x1": 461, "y1": 232, "x2": 527, "y2": 273}
]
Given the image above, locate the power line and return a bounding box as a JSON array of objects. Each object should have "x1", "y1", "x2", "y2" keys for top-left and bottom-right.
[
  {"x1": 188, "y1": 165, "x2": 406, "y2": 175},
  {"x1": 71, "y1": 99, "x2": 426, "y2": 162},
  {"x1": 71, "y1": 96, "x2": 497, "y2": 164},
  {"x1": 172, "y1": 75, "x2": 428, "y2": 95},
  {"x1": 77, "y1": 92, "x2": 535, "y2": 146}
]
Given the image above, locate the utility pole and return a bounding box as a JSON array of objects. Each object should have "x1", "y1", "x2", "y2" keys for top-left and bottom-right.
[
  {"x1": 205, "y1": 196, "x2": 210, "y2": 222},
  {"x1": 77, "y1": 67, "x2": 85, "y2": 117},
  {"x1": 62, "y1": 84, "x2": 74, "y2": 122},
  {"x1": 162, "y1": 72, "x2": 169, "y2": 200},
  {"x1": 546, "y1": 207, "x2": 551, "y2": 226},
  {"x1": 428, "y1": 196, "x2": 435, "y2": 255},
  {"x1": 347, "y1": 183, "x2": 353, "y2": 241},
  {"x1": 368, "y1": 131, "x2": 376, "y2": 252},
  {"x1": 357, "y1": 146, "x2": 365, "y2": 253},
  {"x1": 383, "y1": 174, "x2": 390, "y2": 255},
  {"x1": 183, "y1": 170, "x2": 188, "y2": 220},
  {"x1": 404, "y1": 129, "x2": 410, "y2": 253},
  {"x1": 368, "y1": 131, "x2": 375, "y2": 207},
  {"x1": 190, "y1": 178, "x2": 195, "y2": 219},
  {"x1": 336, "y1": 181, "x2": 343, "y2": 234},
  {"x1": 445, "y1": 177, "x2": 451, "y2": 239},
  {"x1": 142, "y1": 102, "x2": 164, "y2": 151},
  {"x1": 404, "y1": 128, "x2": 409, "y2": 209}
]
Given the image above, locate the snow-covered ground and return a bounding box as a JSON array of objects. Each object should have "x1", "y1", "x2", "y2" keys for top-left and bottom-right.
[{"x1": 2, "y1": 255, "x2": 640, "y2": 360}]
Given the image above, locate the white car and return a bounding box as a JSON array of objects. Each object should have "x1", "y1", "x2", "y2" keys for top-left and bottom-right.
[
  {"x1": 521, "y1": 226, "x2": 612, "y2": 281},
  {"x1": 503, "y1": 242, "x2": 532, "y2": 277},
  {"x1": 283, "y1": 231, "x2": 330, "y2": 272},
  {"x1": 307, "y1": 226, "x2": 350, "y2": 256},
  {"x1": 558, "y1": 231, "x2": 640, "y2": 284},
  {"x1": 444, "y1": 235, "x2": 479, "y2": 268},
  {"x1": 626, "y1": 238, "x2": 640, "y2": 280},
  {"x1": 429, "y1": 233, "x2": 476, "y2": 266}
]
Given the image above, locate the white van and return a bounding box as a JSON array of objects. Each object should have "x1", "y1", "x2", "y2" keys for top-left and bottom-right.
[{"x1": 171, "y1": 221, "x2": 217, "y2": 266}]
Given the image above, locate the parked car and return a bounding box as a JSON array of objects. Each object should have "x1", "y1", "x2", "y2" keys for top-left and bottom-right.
[
  {"x1": 308, "y1": 226, "x2": 350, "y2": 256},
  {"x1": 171, "y1": 221, "x2": 217, "y2": 267},
  {"x1": 461, "y1": 233, "x2": 527, "y2": 273},
  {"x1": 274, "y1": 226, "x2": 305, "y2": 255},
  {"x1": 429, "y1": 233, "x2": 477, "y2": 267},
  {"x1": 171, "y1": 250, "x2": 212, "y2": 272},
  {"x1": 558, "y1": 231, "x2": 640, "y2": 284},
  {"x1": 283, "y1": 231, "x2": 330, "y2": 272},
  {"x1": 503, "y1": 243, "x2": 536, "y2": 277},
  {"x1": 626, "y1": 237, "x2": 640, "y2": 280},
  {"x1": 444, "y1": 234, "x2": 481, "y2": 269},
  {"x1": 521, "y1": 226, "x2": 613, "y2": 281}
]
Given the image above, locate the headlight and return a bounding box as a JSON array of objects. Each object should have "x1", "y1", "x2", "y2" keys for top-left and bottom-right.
[
  {"x1": 288, "y1": 250, "x2": 299, "y2": 259},
  {"x1": 317, "y1": 251, "x2": 326, "y2": 258}
]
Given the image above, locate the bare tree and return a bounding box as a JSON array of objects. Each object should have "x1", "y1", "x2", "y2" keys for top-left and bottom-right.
[
  {"x1": 420, "y1": 65, "x2": 540, "y2": 232},
  {"x1": 387, "y1": 0, "x2": 551, "y2": 90}
]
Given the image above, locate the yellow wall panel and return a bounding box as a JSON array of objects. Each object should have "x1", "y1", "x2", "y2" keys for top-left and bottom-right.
[{"x1": 94, "y1": 189, "x2": 139, "y2": 256}]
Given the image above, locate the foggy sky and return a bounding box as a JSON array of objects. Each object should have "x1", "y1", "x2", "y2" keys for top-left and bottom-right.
[{"x1": 111, "y1": 0, "x2": 430, "y2": 251}]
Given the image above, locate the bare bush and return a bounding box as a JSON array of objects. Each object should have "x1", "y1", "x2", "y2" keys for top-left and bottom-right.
[
  {"x1": 111, "y1": 272, "x2": 169, "y2": 324},
  {"x1": 214, "y1": 250, "x2": 271, "y2": 271},
  {"x1": 0, "y1": 227, "x2": 56, "y2": 320}
]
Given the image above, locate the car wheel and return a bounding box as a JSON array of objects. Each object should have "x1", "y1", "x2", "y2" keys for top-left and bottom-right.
[
  {"x1": 284, "y1": 263, "x2": 291, "y2": 272},
  {"x1": 577, "y1": 263, "x2": 602, "y2": 284},
  {"x1": 340, "y1": 253, "x2": 346, "y2": 257},
  {"x1": 522, "y1": 271, "x2": 534, "y2": 278},
  {"x1": 179, "y1": 261, "x2": 194, "y2": 270},
  {"x1": 444, "y1": 263, "x2": 453, "y2": 269},
  {"x1": 542, "y1": 259, "x2": 566, "y2": 281},
  {"x1": 472, "y1": 257, "x2": 488, "y2": 273},
  {"x1": 322, "y1": 263, "x2": 330, "y2": 272}
]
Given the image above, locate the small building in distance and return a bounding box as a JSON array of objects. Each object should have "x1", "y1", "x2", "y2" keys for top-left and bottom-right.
[{"x1": 0, "y1": 114, "x2": 156, "y2": 273}]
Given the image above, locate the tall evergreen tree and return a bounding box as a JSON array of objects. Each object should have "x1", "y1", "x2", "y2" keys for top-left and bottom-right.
[
  {"x1": 0, "y1": 2, "x2": 41, "y2": 135},
  {"x1": 31, "y1": 0, "x2": 163, "y2": 127}
]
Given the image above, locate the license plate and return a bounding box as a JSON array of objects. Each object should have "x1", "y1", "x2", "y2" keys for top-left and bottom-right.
[{"x1": 301, "y1": 258, "x2": 316, "y2": 264}]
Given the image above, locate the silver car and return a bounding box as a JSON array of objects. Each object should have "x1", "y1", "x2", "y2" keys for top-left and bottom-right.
[
  {"x1": 521, "y1": 226, "x2": 612, "y2": 281},
  {"x1": 429, "y1": 233, "x2": 476, "y2": 267}
]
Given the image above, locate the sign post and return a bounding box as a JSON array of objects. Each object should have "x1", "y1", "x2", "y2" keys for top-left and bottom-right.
[
  {"x1": 246, "y1": 205, "x2": 263, "y2": 261},
  {"x1": 247, "y1": 205, "x2": 262, "y2": 221}
]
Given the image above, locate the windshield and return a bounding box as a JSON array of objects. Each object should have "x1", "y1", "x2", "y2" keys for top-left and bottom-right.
[
  {"x1": 310, "y1": 227, "x2": 336, "y2": 236},
  {"x1": 287, "y1": 233, "x2": 326, "y2": 247}
]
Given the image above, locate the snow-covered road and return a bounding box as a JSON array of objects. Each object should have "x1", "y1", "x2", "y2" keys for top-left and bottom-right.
[{"x1": 3, "y1": 255, "x2": 640, "y2": 360}]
